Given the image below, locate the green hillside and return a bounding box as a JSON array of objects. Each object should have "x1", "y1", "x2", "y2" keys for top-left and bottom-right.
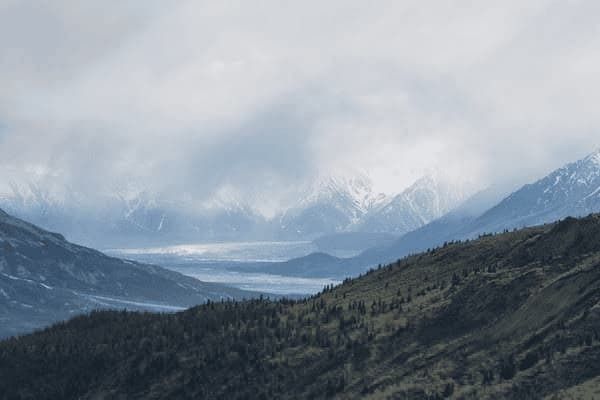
[{"x1": 2, "y1": 215, "x2": 600, "y2": 399}]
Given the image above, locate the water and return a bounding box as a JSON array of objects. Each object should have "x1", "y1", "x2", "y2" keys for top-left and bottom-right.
[
  {"x1": 108, "y1": 240, "x2": 318, "y2": 263},
  {"x1": 168, "y1": 265, "x2": 337, "y2": 295},
  {"x1": 107, "y1": 241, "x2": 339, "y2": 296}
]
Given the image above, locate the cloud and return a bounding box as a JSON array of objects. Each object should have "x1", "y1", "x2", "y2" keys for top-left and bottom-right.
[{"x1": 1, "y1": 0, "x2": 599, "y2": 211}]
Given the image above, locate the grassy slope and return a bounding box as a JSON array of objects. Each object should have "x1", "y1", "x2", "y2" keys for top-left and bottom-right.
[{"x1": 2, "y1": 215, "x2": 600, "y2": 399}]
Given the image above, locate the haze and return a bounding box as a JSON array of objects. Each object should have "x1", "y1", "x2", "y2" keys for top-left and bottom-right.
[{"x1": 1, "y1": 1, "x2": 599, "y2": 213}]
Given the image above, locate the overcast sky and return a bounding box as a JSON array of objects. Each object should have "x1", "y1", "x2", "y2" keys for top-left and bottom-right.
[{"x1": 1, "y1": 1, "x2": 599, "y2": 209}]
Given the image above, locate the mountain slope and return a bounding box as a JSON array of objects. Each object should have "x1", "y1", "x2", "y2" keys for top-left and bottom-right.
[
  {"x1": 360, "y1": 150, "x2": 600, "y2": 271},
  {"x1": 281, "y1": 150, "x2": 600, "y2": 279},
  {"x1": 358, "y1": 174, "x2": 471, "y2": 235},
  {"x1": 228, "y1": 185, "x2": 508, "y2": 279},
  {"x1": 0, "y1": 209, "x2": 255, "y2": 338},
  {"x1": 472, "y1": 149, "x2": 600, "y2": 233},
  {"x1": 276, "y1": 174, "x2": 388, "y2": 239},
  {"x1": 353, "y1": 184, "x2": 514, "y2": 268},
  {"x1": 3, "y1": 214, "x2": 600, "y2": 399}
]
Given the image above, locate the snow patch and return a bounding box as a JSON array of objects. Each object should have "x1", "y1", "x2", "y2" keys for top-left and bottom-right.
[{"x1": 77, "y1": 293, "x2": 186, "y2": 312}]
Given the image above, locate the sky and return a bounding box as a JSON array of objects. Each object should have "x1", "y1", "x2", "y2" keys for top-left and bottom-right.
[{"x1": 1, "y1": 1, "x2": 600, "y2": 213}]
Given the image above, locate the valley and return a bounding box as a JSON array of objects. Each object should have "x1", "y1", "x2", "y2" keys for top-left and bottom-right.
[
  {"x1": 107, "y1": 241, "x2": 340, "y2": 295},
  {"x1": 3, "y1": 4, "x2": 600, "y2": 398},
  {"x1": 3, "y1": 214, "x2": 600, "y2": 398}
]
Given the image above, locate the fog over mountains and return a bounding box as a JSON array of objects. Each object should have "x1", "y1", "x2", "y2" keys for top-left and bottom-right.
[
  {"x1": 3, "y1": 2, "x2": 600, "y2": 397},
  {"x1": 358, "y1": 174, "x2": 470, "y2": 235},
  {"x1": 2, "y1": 149, "x2": 600, "y2": 338},
  {"x1": 472, "y1": 149, "x2": 600, "y2": 233},
  {"x1": 0, "y1": 171, "x2": 474, "y2": 248},
  {"x1": 227, "y1": 149, "x2": 600, "y2": 278},
  {"x1": 375, "y1": 148, "x2": 600, "y2": 258}
]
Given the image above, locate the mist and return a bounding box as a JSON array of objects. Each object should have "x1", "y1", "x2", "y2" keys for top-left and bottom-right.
[{"x1": 1, "y1": 0, "x2": 600, "y2": 214}]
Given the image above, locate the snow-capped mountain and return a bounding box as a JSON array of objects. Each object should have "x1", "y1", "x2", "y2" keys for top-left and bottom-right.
[
  {"x1": 472, "y1": 149, "x2": 600, "y2": 233},
  {"x1": 0, "y1": 182, "x2": 165, "y2": 245},
  {"x1": 358, "y1": 174, "x2": 473, "y2": 235},
  {"x1": 0, "y1": 171, "x2": 475, "y2": 247},
  {"x1": 316, "y1": 174, "x2": 389, "y2": 218},
  {"x1": 276, "y1": 173, "x2": 389, "y2": 239},
  {"x1": 0, "y1": 181, "x2": 90, "y2": 241},
  {"x1": 0, "y1": 182, "x2": 268, "y2": 248},
  {"x1": 330, "y1": 149, "x2": 600, "y2": 276}
]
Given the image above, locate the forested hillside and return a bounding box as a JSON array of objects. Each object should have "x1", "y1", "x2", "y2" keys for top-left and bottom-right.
[{"x1": 2, "y1": 215, "x2": 600, "y2": 399}]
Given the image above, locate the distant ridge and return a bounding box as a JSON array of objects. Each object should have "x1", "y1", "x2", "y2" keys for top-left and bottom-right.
[
  {"x1": 0, "y1": 208, "x2": 257, "y2": 338},
  {"x1": 237, "y1": 150, "x2": 600, "y2": 279},
  {"x1": 0, "y1": 172, "x2": 471, "y2": 248},
  {"x1": 359, "y1": 149, "x2": 600, "y2": 271}
]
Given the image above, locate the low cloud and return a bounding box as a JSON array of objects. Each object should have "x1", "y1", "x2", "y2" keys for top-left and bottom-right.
[{"x1": 1, "y1": 1, "x2": 599, "y2": 212}]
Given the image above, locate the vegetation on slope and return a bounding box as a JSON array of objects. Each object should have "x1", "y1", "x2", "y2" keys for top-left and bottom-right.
[{"x1": 2, "y1": 215, "x2": 600, "y2": 399}]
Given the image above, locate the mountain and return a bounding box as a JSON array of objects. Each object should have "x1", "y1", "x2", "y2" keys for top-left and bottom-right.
[
  {"x1": 277, "y1": 173, "x2": 473, "y2": 254},
  {"x1": 358, "y1": 174, "x2": 472, "y2": 235},
  {"x1": 276, "y1": 174, "x2": 389, "y2": 239},
  {"x1": 356, "y1": 149, "x2": 600, "y2": 271},
  {"x1": 4, "y1": 214, "x2": 600, "y2": 399},
  {"x1": 0, "y1": 172, "x2": 471, "y2": 249},
  {"x1": 0, "y1": 182, "x2": 269, "y2": 248},
  {"x1": 367, "y1": 149, "x2": 600, "y2": 266},
  {"x1": 227, "y1": 185, "x2": 502, "y2": 279},
  {"x1": 0, "y1": 175, "x2": 388, "y2": 247},
  {"x1": 268, "y1": 150, "x2": 600, "y2": 280},
  {"x1": 471, "y1": 149, "x2": 600, "y2": 233},
  {"x1": 0, "y1": 208, "x2": 256, "y2": 338},
  {"x1": 352, "y1": 184, "x2": 515, "y2": 269},
  {"x1": 228, "y1": 252, "x2": 349, "y2": 278}
]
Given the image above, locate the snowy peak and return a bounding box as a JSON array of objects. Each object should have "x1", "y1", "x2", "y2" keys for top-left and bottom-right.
[
  {"x1": 197, "y1": 185, "x2": 258, "y2": 216},
  {"x1": 304, "y1": 173, "x2": 389, "y2": 214},
  {"x1": 0, "y1": 181, "x2": 67, "y2": 212},
  {"x1": 276, "y1": 172, "x2": 392, "y2": 238},
  {"x1": 0, "y1": 170, "x2": 475, "y2": 245},
  {"x1": 475, "y1": 149, "x2": 600, "y2": 232},
  {"x1": 358, "y1": 173, "x2": 473, "y2": 235},
  {"x1": 532, "y1": 149, "x2": 600, "y2": 201},
  {"x1": 584, "y1": 148, "x2": 600, "y2": 166},
  {"x1": 404, "y1": 174, "x2": 471, "y2": 218}
]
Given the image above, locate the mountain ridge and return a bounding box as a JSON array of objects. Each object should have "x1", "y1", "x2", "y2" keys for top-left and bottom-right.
[
  {"x1": 0, "y1": 208, "x2": 258, "y2": 338},
  {"x1": 357, "y1": 174, "x2": 473, "y2": 235},
  {"x1": 0, "y1": 172, "x2": 466, "y2": 248},
  {"x1": 255, "y1": 150, "x2": 600, "y2": 279}
]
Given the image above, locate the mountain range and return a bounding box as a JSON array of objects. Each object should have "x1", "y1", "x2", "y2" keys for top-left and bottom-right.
[
  {"x1": 3, "y1": 150, "x2": 600, "y2": 397},
  {"x1": 229, "y1": 149, "x2": 600, "y2": 278},
  {"x1": 4, "y1": 148, "x2": 600, "y2": 335},
  {"x1": 385, "y1": 148, "x2": 600, "y2": 260},
  {"x1": 0, "y1": 172, "x2": 472, "y2": 249},
  {"x1": 357, "y1": 174, "x2": 470, "y2": 235},
  {"x1": 276, "y1": 174, "x2": 389, "y2": 239},
  {"x1": 3, "y1": 213, "x2": 600, "y2": 399}
]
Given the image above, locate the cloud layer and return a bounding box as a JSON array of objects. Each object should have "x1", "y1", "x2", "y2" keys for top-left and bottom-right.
[{"x1": 1, "y1": 0, "x2": 599, "y2": 210}]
